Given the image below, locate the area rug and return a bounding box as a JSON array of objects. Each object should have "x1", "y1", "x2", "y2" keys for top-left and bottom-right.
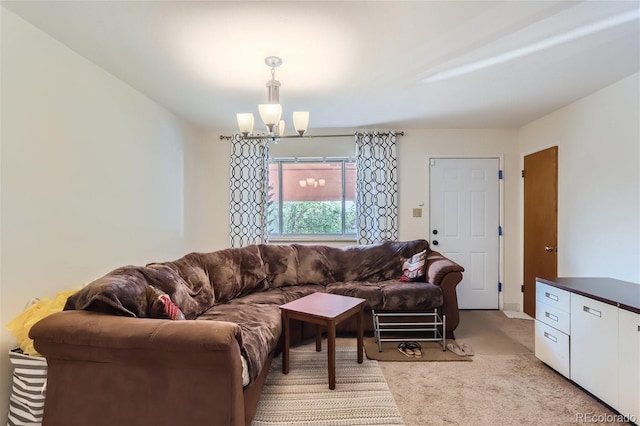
[
  {"x1": 502, "y1": 310, "x2": 534, "y2": 320},
  {"x1": 363, "y1": 337, "x2": 471, "y2": 362},
  {"x1": 252, "y1": 344, "x2": 404, "y2": 426}
]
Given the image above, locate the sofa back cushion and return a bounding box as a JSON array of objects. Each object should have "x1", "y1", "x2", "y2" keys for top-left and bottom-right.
[
  {"x1": 148, "y1": 255, "x2": 216, "y2": 318},
  {"x1": 258, "y1": 240, "x2": 432, "y2": 287},
  {"x1": 64, "y1": 266, "x2": 201, "y2": 319},
  {"x1": 259, "y1": 244, "x2": 298, "y2": 287},
  {"x1": 292, "y1": 244, "x2": 337, "y2": 285},
  {"x1": 326, "y1": 240, "x2": 431, "y2": 282},
  {"x1": 193, "y1": 245, "x2": 268, "y2": 303},
  {"x1": 64, "y1": 267, "x2": 151, "y2": 317}
]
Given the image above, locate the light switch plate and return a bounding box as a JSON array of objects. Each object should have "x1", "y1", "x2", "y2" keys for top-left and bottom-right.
[{"x1": 412, "y1": 208, "x2": 422, "y2": 218}]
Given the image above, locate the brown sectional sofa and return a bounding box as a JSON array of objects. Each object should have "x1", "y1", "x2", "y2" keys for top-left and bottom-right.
[{"x1": 30, "y1": 239, "x2": 463, "y2": 426}]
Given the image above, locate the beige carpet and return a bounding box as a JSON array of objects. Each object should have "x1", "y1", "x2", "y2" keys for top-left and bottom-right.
[
  {"x1": 380, "y1": 310, "x2": 621, "y2": 425},
  {"x1": 252, "y1": 344, "x2": 404, "y2": 426},
  {"x1": 253, "y1": 311, "x2": 621, "y2": 425},
  {"x1": 364, "y1": 337, "x2": 471, "y2": 362}
]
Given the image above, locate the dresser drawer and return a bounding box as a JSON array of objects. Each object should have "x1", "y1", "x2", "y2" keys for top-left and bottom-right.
[
  {"x1": 535, "y1": 320, "x2": 570, "y2": 378},
  {"x1": 536, "y1": 300, "x2": 570, "y2": 334},
  {"x1": 570, "y1": 293, "x2": 619, "y2": 404},
  {"x1": 536, "y1": 281, "x2": 570, "y2": 313}
]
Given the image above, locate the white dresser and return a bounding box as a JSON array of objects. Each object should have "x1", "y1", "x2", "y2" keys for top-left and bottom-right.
[{"x1": 534, "y1": 277, "x2": 640, "y2": 423}]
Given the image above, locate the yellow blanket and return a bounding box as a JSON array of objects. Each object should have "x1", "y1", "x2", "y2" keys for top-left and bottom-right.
[{"x1": 7, "y1": 289, "x2": 78, "y2": 356}]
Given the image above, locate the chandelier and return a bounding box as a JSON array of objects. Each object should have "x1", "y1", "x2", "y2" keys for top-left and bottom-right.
[{"x1": 236, "y1": 56, "x2": 309, "y2": 138}]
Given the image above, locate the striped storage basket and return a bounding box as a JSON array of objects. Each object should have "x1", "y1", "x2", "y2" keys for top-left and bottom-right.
[{"x1": 7, "y1": 349, "x2": 47, "y2": 426}]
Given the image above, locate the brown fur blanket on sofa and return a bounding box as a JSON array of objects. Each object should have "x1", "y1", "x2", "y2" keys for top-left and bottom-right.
[{"x1": 64, "y1": 240, "x2": 463, "y2": 385}]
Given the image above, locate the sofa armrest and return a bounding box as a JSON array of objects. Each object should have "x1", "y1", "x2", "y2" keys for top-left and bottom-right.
[
  {"x1": 424, "y1": 251, "x2": 464, "y2": 337},
  {"x1": 425, "y1": 251, "x2": 465, "y2": 287},
  {"x1": 30, "y1": 310, "x2": 247, "y2": 426}
]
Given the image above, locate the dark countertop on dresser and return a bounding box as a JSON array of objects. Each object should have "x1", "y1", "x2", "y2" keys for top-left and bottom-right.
[{"x1": 538, "y1": 277, "x2": 640, "y2": 314}]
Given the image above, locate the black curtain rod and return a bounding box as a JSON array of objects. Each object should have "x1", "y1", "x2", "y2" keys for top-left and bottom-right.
[{"x1": 218, "y1": 131, "x2": 405, "y2": 141}]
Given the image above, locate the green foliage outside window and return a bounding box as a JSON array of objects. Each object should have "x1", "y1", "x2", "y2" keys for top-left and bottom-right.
[{"x1": 279, "y1": 202, "x2": 356, "y2": 234}]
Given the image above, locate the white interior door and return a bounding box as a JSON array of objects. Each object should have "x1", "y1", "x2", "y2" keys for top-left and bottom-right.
[{"x1": 429, "y1": 158, "x2": 500, "y2": 309}]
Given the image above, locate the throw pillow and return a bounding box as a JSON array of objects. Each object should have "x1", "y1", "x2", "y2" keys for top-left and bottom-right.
[
  {"x1": 400, "y1": 249, "x2": 427, "y2": 282},
  {"x1": 146, "y1": 286, "x2": 185, "y2": 320}
]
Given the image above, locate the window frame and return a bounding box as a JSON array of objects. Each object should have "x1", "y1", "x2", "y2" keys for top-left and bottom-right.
[{"x1": 268, "y1": 157, "x2": 357, "y2": 241}]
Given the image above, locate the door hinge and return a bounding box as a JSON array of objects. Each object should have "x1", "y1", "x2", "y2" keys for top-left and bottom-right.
[
  {"x1": 499, "y1": 170, "x2": 503, "y2": 180},
  {"x1": 498, "y1": 226, "x2": 503, "y2": 236},
  {"x1": 521, "y1": 285, "x2": 524, "y2": 293},
  {"x1": 498, "y1": 282, "x2": 502, "y2": 292},
  {"x1": 521, "y1": 169, "x2": 525, "y2": 178}
]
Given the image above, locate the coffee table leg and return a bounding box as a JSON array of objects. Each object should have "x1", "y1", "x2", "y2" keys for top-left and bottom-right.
[
  {"x1": 282, "y1": 310, "x2": 290, "y2": 374},
  {"x1": 315, "y1": 324, "x2": 322, "y2": 352},
  {"x1": 327, "y1": 321, "x2": 336, "y2": 389},
  {"x1": 357, "y1": 305, "x2": 364, "y2": 364}
]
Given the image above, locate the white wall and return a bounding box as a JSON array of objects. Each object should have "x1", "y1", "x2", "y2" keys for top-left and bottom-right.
[
  {"x1": 183, "y1": 131, "x2": 232, "y2": 252},
  {"x1": 0, "y1": 9, "x2": 198, "y2": 419},
  {"x1": 518, "y1": 73, "x2": 640, "y2": 284}
]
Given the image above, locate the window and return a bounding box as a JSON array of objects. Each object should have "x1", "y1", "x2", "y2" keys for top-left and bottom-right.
[{"x1": 268, "y1": 158, "x2": 356, "y2": 238}]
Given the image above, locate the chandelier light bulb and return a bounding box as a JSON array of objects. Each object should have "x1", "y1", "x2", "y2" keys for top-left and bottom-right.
[
  {"x1": 259, "y1": 104, "x2": 282, "y2": 133},
  {"x1": 236, "y1": 113, "x2": 254, "y2": 137},
  {"x1": 293, "y1": 111, "x2": 310, "y2": 136}
]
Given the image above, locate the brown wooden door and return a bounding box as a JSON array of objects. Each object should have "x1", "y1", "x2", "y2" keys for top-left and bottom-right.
[{"x1": 523, "y1": 146, "x2": 558, "y2": 317}]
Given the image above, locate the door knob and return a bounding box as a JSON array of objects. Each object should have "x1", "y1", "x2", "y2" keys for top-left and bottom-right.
[
  {"x1": 544, "y1": 246, "x2": 555, "y2": 252},
  {"x1": 432, "y1": 240, "x2": 439, "y2": 246}
]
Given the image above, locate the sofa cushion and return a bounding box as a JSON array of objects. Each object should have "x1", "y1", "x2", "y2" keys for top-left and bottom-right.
[
  {"x1": 197, "y1": 303, "x2": 281, "y2": 384},
  {"x1": 325, "y1": 281, "x2": 384, "y2": 310},
  {"x1": 326, "y1": 279, "x2": 442, "y2": 311},
  {"x1": 228, "y1": 284, "x2": 325, "y2": 306},
  {"x1": 377, "y1": 280, "x2": 443, "y2": 311}
]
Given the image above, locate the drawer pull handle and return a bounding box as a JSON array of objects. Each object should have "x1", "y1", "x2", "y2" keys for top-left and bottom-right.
[
  {"x1": 543, "y1": 332, "x2": 557, "y2": 343},
  {"x1": 583, "y1": 306, "x2": 602, "y2": 317},
  {"x1": 545, "y1": 312, "x2": 559, "y2": 322},
  {"x1": 545, "y1": 292, "x2": 559, "y2": 302}
]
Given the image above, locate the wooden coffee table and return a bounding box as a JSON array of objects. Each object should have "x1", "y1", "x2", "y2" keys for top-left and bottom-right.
[{"x1": 280, "y1": 292, "x2": 366, "y2": 390}]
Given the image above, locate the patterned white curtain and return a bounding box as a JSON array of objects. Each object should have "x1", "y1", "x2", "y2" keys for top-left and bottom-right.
[
  {"x1": 229, "y1": 134, "x2": 270, "y2": 247},
  {"x1": 355, "y1": 131, "x2": 399, "y2": 244}
]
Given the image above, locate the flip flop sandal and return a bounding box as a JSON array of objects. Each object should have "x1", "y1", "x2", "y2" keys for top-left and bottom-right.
[
  {"x1": 446, "y1": 342, "x2": 466, "y2": 356},
  {"x1": 408, "y1": 342, "x2": 422, "y2": 358},
  {"x1": 397, "y1": 342, "x2": 414, "y2": 357},
  {"x1": 461, "y1": 343, "x2": 474, "y2": 356}
]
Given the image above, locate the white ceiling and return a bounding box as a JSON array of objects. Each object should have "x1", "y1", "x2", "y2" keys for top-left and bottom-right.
[{"x1": 3, "y1": 1, "x2": 639, "y2": 133}]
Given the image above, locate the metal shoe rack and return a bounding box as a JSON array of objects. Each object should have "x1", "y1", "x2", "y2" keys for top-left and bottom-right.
[{"x1": 372, "y1": 309, "x2": 446, "y2": 352}]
